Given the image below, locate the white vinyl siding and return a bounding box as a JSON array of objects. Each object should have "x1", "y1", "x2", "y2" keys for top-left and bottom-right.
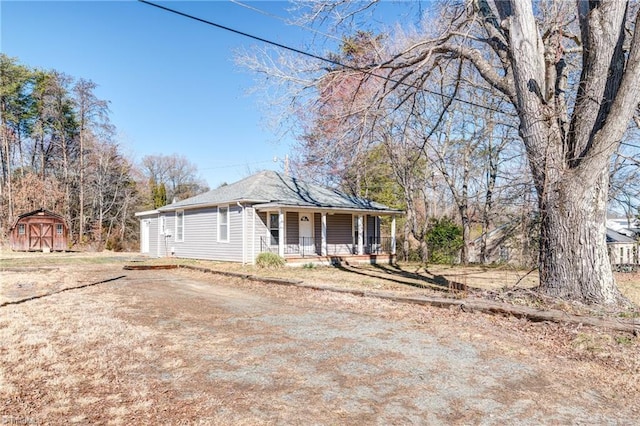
[
  {"x1": 218, "y1": 205, "x2": 229, "y2": 242},
  {"x1": 167, "y1": 206, "x2": 244, "y2": 261}
]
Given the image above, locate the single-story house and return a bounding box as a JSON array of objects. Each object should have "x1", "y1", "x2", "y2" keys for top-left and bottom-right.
[
  {"x1": 9, "y1": 208, "x2": 69, "y2": 252},
  {"x1": 607, "y1": 228, "x2": 639, "y2": 269},
  {"x1": 135, "y1": 170, "x2": 403, "y2": 265}
]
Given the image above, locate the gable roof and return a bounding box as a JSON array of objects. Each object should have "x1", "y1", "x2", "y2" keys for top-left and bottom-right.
[
  {"x1": 606, "y1": 228, "x2": 638, "y2": 244},
  {"x1": 157, "y1": 170, "x2": 402, "y2": 214},
  {"x1": 10, "y1": 208, "x2": 68, "y2": 230}
]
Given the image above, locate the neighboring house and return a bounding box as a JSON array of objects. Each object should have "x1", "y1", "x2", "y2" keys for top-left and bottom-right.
[
  {"x1": 606, "y1": 217, "x2": 640, "y2": 238},
  {"x1": 135, "y1": 170, "x2": 403, "y2": 265},
  {"x1": 606, "y1": 217, "x2": 639, "y2": 270},
  {"x1": 9, "y1": 208, "x2": 69, "y2": 252},
  {"x1": 467, "y1": 221, "x2": 535, "y2": 266},
  {"x1": 607, "y1": 228, "x2": 639, "y2": 269}
]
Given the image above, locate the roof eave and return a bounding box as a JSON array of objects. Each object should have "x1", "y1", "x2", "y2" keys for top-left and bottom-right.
[
  {"x1": 253, "y1": 202, "x2": 403, "y2": 215},
  {"x1": 135, "y1": 209, "x2": 160, "y2": 217},
  {"x1": 157, "y1": 198, "x2": 269, "y2": 212}
]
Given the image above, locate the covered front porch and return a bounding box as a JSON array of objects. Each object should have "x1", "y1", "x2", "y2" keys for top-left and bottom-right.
[{"x1": 256, "y1": 208, "x2": 398, "y2": 264}]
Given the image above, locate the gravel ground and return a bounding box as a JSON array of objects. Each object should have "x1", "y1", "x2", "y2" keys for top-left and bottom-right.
[{"x1": 1, "y1": 264, "x2": 639, "y2": 425}]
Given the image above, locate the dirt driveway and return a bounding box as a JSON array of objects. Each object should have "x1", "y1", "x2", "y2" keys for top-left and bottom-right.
[{"x1": 1, "y1": 264, "x2": 639, "y2": 424}]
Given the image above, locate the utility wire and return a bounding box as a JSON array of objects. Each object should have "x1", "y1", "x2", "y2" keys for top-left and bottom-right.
[
  {"x1": 137, "y1": 0, "x2": 640, "y2": 146},
  {"x1": 137, "y1": 0, "x2": 506, "y2": 114},
  {"x1": 229, "y1": 0, "x2": 342, "y2": 41}
]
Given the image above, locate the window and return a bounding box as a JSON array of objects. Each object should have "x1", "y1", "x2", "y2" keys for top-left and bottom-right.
[
  {"x1": 18, "y1": 224, "x2": 25, "y2": 235},
  {"x1": 175, "y1": 210, "x2": 184, "y2": 241},
  {"x1": 218, "y1": 206, "x2": 229, "y2": 242},
  {"x1": 56, "y1": 224, "x2": 63, "y2": 235},
  {"x1": 269, "y1": 213, "x2": 279, "y2": 246}
]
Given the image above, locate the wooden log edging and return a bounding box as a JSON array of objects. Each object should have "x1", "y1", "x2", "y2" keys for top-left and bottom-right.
[
  {"x1": 123, "y1": 264, "x2": 179, "y2": 270},
  {"x1": 178, "y1": 264, "x2": 304, "y2": 286},
  {"x1": 156, "y1": 264, "x2": 640, "y2": 335}
]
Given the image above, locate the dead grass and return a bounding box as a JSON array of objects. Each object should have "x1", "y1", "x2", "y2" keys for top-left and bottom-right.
[
  {"x1": 130, "y1": 257, "x2": 640, "y2": 307},
  {"x1": 1, "y1": 257, "x2": 639, "y2": 424}
]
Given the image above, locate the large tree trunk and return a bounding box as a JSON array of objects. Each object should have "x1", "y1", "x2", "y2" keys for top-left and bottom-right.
[
  {"x1": 494, "y1": 1, "x2": 640, "y2": 305},
  {"x1": 538, "y1": 170, "x2": 623, "y2": 304}
]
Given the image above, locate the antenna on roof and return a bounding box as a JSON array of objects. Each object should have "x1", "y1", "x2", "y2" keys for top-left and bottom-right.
[
  {"x1": 273, "y1": 154, "x2": 290, "y2": 177},
  {"x1": 284, "y1": 154, "x2": 289, "y2": 177}
]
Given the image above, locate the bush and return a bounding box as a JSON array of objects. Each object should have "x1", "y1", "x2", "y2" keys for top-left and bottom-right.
[
  {"x1": 256, "y1": 252, "x2": 285, "y2": 268},
  {"x1": 425, "y1": 217, "x2": 463, "y2": 264}
]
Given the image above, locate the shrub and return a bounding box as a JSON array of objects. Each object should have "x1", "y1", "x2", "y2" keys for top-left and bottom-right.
[
  {"x1": 425, "y1": 217, "x2": 463, "y2": 264},
  {"x1": 256, "y1": 252, "x2": 285, "y2": 268}
]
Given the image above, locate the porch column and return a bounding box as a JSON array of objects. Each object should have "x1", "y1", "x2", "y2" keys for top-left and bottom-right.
[
  {"x1": 321, "y1": 212, "x2": 327, "y2": 256},
  {"x1": 278, "y1": 209, "x2": 285, "y2": 257},
  {"x1": 357, "y1": 214, "x2": 364, "y2": 255},
  {"x1": 391, "y1": 215, "x2": 397, "y2": 256}
]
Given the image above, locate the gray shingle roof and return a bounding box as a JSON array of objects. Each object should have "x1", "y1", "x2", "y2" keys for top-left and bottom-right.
[
  {"x1": 606, "y1": 228, "x2": 637, "y2": 244},
  {"x1": 158, "y1": 170, "x2": 401, "y2": 214}
]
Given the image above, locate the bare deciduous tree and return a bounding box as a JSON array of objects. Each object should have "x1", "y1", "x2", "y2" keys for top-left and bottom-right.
[
  {"x1": 140, "y1": 153, "x2": 209, "y2": 206},
  {"x1": 242, "y1": 1, "x2": 640, "y2": 305}
]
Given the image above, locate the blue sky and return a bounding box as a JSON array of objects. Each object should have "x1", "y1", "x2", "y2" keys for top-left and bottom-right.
[
  {"x1": 1, "y1": 0, "x2": 314, "y2": 188},
  {"x1": 1, "y1": 1, "x2": 422, "y2": 188}
]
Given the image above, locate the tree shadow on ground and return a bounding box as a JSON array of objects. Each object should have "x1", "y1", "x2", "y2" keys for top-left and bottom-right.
[{"x1": 331, "y1": 261, "x2": 469, "y2": 294}]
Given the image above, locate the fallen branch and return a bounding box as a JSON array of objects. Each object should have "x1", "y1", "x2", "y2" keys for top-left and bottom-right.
[{"x1": 0, "y1": 275, "x2": 127, "y2": 308}]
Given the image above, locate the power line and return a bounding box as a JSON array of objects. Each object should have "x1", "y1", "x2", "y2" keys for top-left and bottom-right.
[
  {"x1": 137, "y1": 0, "x2": 506, "y2": 114},
  {"x1": 229, "y1": 0, "x2": 342, "y2": 42},
  {"x1": 137, "y1": 0, "x2": 640, "y2": 137}
]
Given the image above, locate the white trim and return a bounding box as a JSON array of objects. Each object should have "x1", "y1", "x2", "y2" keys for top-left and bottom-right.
[
  {"x1": 391, "y1": 215, "x2": 397, "y2": 255},
  {"x1": 321, "y1": 212, "x2": 327, "y2": 256},
  {"x1": 175, "y1": 210, "x2": 184, "y2": 242},
  {"x1": 357, "y1": 215, "x2": 364, "y2": 255},
  {"x1": 278, "y1": 210, "x2": 285, "y2": 257},
  {"x1": 159, "y1": 215, "x2": 165, "y2": 236},
  {"x1": 251, "y1": 207, "x2": 256, "y2": 264},
  {"x1": 217, "y1": 205, "x2": 230, "y2": 243},
  {"x1": 237, "y1": 202, "x2": 246, "y2": 263},
  {"x1": 135, "y1": 209, "x2": 159, "y2": 217},
  {"x1": 253, "y1": 203, "x2": 402, "y2": 216}
]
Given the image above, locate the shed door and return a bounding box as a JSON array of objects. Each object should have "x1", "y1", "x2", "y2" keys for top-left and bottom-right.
[{"x1": 29, "y1": 223, "x2": 53, "y2": 250}]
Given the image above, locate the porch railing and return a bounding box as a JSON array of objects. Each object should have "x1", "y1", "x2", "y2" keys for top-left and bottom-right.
[
  {"x1": 260, "y1": 236, "x2": 319, "y2": 257},
  {"x1": 260, "y1": 236, "x2": 394, "y2": 257},
  {"x1": 366, "y1": 236, "x2": 393, "y2": 254}
]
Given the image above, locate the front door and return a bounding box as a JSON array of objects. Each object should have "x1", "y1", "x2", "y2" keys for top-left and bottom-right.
[
  {"x1": 141, "y1": 220, "x2": 150, "y2": 253},
  {"x1": 299, "y1": 215, "x2": 314, "y2": 256}
]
